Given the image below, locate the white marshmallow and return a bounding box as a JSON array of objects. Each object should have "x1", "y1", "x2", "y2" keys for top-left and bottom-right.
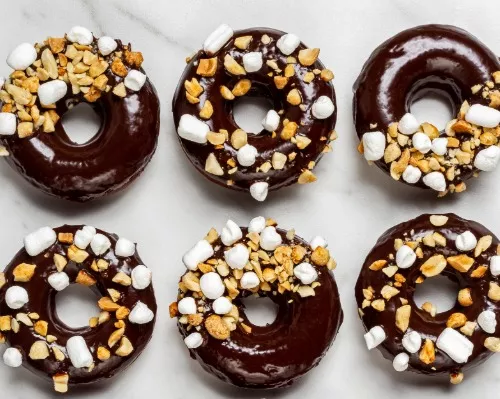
[
  {"x1": 455, "y1": 231, "x2": 477, "y2": 252},
  {"x1": 260, "y1": 226, "x2": 282, "y2": 251},
  {"x1": 67, "y1": 26, "x2": 94, "y2": 45},
  {"x1": 0, "y1": 113, "x2": 17, "y2": 136},
  {"x1": 240, "y1": 272, "x2": 260, "y2": 289},
  {"x1": 178, "y1": 297, "x2": 197, "y2": 315},
  {"x1": 248, "y1": 216, "x2": 266, "y2": 233},
  {"x1": 276, "y1": 33, "x2": 300, "y2": 55},
  {"x1": 6, "y1": 43, "x2": 37, "y2": 70},
  {"x1": 5, "y1": 286, "x2": 29, "y2": 309},
  {"x1": 184, "y1": 332, "x2": 203, "y2": 349},
  {"x1": 24, "y1": 227, "x2": 56, "y2": 256},
  {"x1": 203, "y1": 24, "x2": 234, "y2": 55},
  {"x1": 131, "y1": 265, "x2": 152, "y2": 290},
  {"x1": 364, "y1": 326, "x2": 386, "y2": 350},
  {"x1": 393, "y1": 353, "x2": 410, "y2": 372},
  {"x1": 224, "y1": 243, "x2": 249, "y2": 270},
  {"x1": 412, "y1": 132, "x2": 431, "y2": 154},
  {"x1": 200, "y1": 272, "x2": 225, "y2": 299},
  {"x1": 124, "y1": 70, "x2": 147, "y2": 92},
  {"x1": 250, "y1": 182, "x2": 269, "y2": 202},
  {"x1": 97, "y1": 36, "x2": 118, "y2": 56},
  {"x1": 66, "y1": 336, "x2": 93, "y2": 368},
  {"x1": 48, "y1": 272, "x2": 70, "y2": 292},
  {"x1": 221, "y1": 220, "x2": 243, "y2": 246},
  {"x1": 402, "y1": 331, "x2": 422, "y2": 353},
  {"x1": 402, "y1": 165, "x2": 422, "y2": 184},
  {"x1": 129, "y1": 301, "x2": 154, "y2": 324},
  {"x1": 73, "y1": 226, "x2": 96, "y2": 249},
  {"x1": 423, "y1": 171, "x2": 446, "y2": 192},
  {"x1": 478, "y1": 310, "x2": 497, "y2": 334},
  {"x1": 38, "y1": 80, "x2": 68, "y2": 106},
  {"x1": 294, "y1": 263, "x2": 318, "y2": 285},
  {"x1": 178, "y1": 114, "x2": 210, "y2": 144},
  {"x1": 243, "y1": 52, "x2": 263, "y2": 73},
  {"x1": 182, "y1": 240, "x2": 214, "y2": 271},
  {"x1": 431, "y1": 137, "x2": 448, "y2": 156},
  {"x1": 3, "y1": 347, "x2": 22, "y2": 368},
  {"x1": 213, "y1": 297, "x2": 232, "y2": 315},
  {"x1": 465, "y1": 104, "x2": 500, "y2": 128},
  {"x1": 474, "y1": 146, "x2": 500, "y2": 172},
  {"x1": 396, "y1": 245, "x2": 416, "y2": 269},
  {"x1": 436, "y1": 328, "x2": 474, "y2": 363},
  {"x1": 90, "y1": 233, "x2": 111, "y2": 256},
  {"x1": 362, "y1": 131, "x2": 385, "y2": 161},
  {"x1": 237, "y1": 144, "x2": 258, "y2": 167},
  {"x1": 115, "y1": 237, "x2": 136, "y2": 257},
  {"x1": 490, "y1": 255, "x2": 500, "y2": 276},
  {"x1": 398, "y1": 113, "x2": 419, "y2": 135},
  {"x1": 312, "y1": 96, "x2": 335, "y2": 119},
  {"x1": 310, "y1": 236, "x2": 327, "y2": 250},
  {"x1": 262, "y1": 110, "x2": 280, "y2": 132}
]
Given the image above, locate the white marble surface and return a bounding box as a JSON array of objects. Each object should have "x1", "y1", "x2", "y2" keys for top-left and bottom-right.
[{"x1": 1, "y1": 0, "x2": 500, "y2": 397}]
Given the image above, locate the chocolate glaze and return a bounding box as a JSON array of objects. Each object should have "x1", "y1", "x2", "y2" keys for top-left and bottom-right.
[
  {"x1": 0, "y1": 225, "x2": 157, "y2": 387},
  {"x1": 178, "y1": 228, "x2": 343, "y2": 389},
  {"x1": 355, "y1": 214, "x2": 500, "y2": 376},
  {"x1": 173, "y1": 28, "x2": 336, "y2": 194},
  {"x1": 353, "y1": 25, "x2": 500, "y2": 189}
]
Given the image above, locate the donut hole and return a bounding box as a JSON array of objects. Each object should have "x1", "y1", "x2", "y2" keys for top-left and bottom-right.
[
  {"x1": 55, "y1": 284, "x2": 99, "y2": 329},
  {"x1": 62, "y1": 102, "x2": 102, "y2": 145},
  {"x1": 413, "y1": 274, "x2": 459, "y2": 314},
  {"x1": 240, "y1": 296, "x2": 279, "y2": 327},
  {"x1": 232, "y1": 96, "x2": 274, "y2": 135},
  {"x1": 409, "y1": 87, "x2": 456, "y2": 131}
]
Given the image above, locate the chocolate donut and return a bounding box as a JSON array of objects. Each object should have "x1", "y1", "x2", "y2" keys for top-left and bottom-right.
[
  {"x1": 170, "y1": 218, "x2": 342, "y2": 388},
  {"x1": 355, "y1": 213, "x2": 500, "y2": 384},
  {"x1": 353, "y1": 25, "x2": 500, "y2": 195},
  {"x1": 173, "y1": 24, "x2": 337, "y2": 201},
  {"x1": 0, "y1": 26, "x2": 160, "y2": 202},
  {"x1": 0, "y1": 225, "x2": 156, "y2": 393}
]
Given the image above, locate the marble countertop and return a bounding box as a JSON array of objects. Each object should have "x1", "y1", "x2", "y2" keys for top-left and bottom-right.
[{"x1": 1, "y1": 0, "x2": 500, "y2": 397}]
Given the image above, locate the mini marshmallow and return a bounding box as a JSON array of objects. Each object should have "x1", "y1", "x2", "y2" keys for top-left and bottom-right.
[
  {"x1": 294, "y1": 263, "x2": 318, "y2": 285},
  {"x1": 0, "y1": 112, "x2": 17, "y2": 135},
  {"x1": 124, "y1": 70, "x2": 147, "y2": 92},
  {"x1": 250, "y1": 182, "x2": 269, "y2": 202},
  {"x1": 178, "y1": 297, "x2": 197, "y2": 315},
  {"x1": 5, "y1": 286, "x2": 29, "y2": 309},
  {"x1": 412, "y1": 132, "x2": 431, "y2": 154},
  {"x1": 224, "y1": 243, "x2": 249, "y2": 270},
  {"x1": 200, "y1": 272, "x2": 225, "y2": 300},
  {"x1": 478, "y1": 310, "x2": 497, "y2": 334},
  {"x1": 398, "y1": 113, "x2": 419, "y2": 135},
  {"x1": 97, "y1": 36, "x2": 118, "y2": 56},
  {"x1": 221, "y1": 220, "x2": 243, "y2": 246},
  {"x1": 182, "y1": 240, "x2": 214, "y2": 271},
  {"x1": 364, "y1": 326, "x2": 386, "y2": 350},
  {"x1": 243, "y1": 52, "x2": 263, "y2": 73},
  {"x1": 431, "y1": 137, "x2": 448, "y2": 156},
  {"x1": 184, "y1": 332, "x2": 203, "y2": 349},
  {"x1": 66, "y1": 336, "x2": 93, "y2": 368},
  {"x1": 48, "y1": 272, "x2": 70, "y2": 292},
  {"x1": 276, "y1": 33, "x2": 300, "y2": 55},
  {"x1": 203, "y1": 24, "x2": 234, "y2": 56},
  {"x1": 178, "y1": 114, "x2": 210, "y2": 144},
  {"x1": 260, "y1": 226, "x2": 282, "y2": 251},
  {"x1": 422, "y1": 171, "x2": 446, "y2": 192},
  {"x1": 310, "y1": 236, "x2": 327, "y2": 250},
  {"x1": 436, "y1": 328, "x2": 474, "y2": 363},
  {"x1": 115, "y1": 237, "x2": 136, "y2": 257},
  {"x1": 465, "y1": 104, "x2": 500, "y2": 128},
  {"x1": 402, "y1": 165, "x2": 422, "y2": 184},
  {"x1": 213, "y1": 297, "x2": 232, "y2": 315},
  {"x1": 248, "y1": 216, "x2": 266, "y2": 233},
  {"x1": 67, "y1": 26, "x2": 94, "y2": 45},
  {"x1": 38, "y1": 80, "x2": 68, "y2": 106},
  {"x1": 393, "y1": 353, "x2": 410, "y2": 372},
  {"x1": 90, "y1": 233, "x2": 111, "y2": 256},
  {"x1": 131, "y1": 265, "x2": 152, "y2": 290},
  {"x1": 396, "y1": 245, "x2": 416, "y2": 269},
  {"x1": 3, "y1": 347, "x2": 22, "y2": 368},
  {"x1": 237, "y1": 144, "x2": 258, "y2": 167},
  {"x1": 74, "y1": 226, "x2": 96, "y2": 249},
  {"x1": 129, "y1": 301, "x2": 154, "y2": 324},
  {"x1": 490, "y1": 255, "x2": 500, "y2": 276},
  {"x1": 455, "y1": 231, "x2": 477, "y2": 252},
  {"x1": 362, "y1": 131, "x2": 385, "y2": 161},
  {"x1": 474, "y1": 146, "x2": 500, "y2": 172},
  {"x1": 402, "y1": 331, "x2": 422, "y2": 353},
  {"x1": 240, "y1": 272, "x2": 260, "y2": 289},
  {"x1": 312, "y1": 96, "x2": 335, "y2": 119},
  {"x1": 6, "y1": 43, "x2": 37, "y2": 70},
  {"x1": 24, "y1": 226, "x2": 57, "y2": 256},
  {"x1": 262, "y1": 110, "x2": 280, "y2": 132}
]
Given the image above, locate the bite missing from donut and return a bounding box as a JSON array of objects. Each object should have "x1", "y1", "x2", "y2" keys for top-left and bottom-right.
[
  {"x1": 0, "y1": 225, "x2": 156, "y2": 393},
  {"x1": 354, "y1": 25, "x2": 500, "y2": 195},
  {"x1": 170, "y1": 218, "x2": 343, "y2": 388},
  {"x1": 0, "y1": 26, "x2": 160, "y2": 202},
  {"x1": 355, "y1": 214, "x2": 500, "y2": 384},
  {"x1": 173, "y1": 25, "x2": 337, "y2": 202}
]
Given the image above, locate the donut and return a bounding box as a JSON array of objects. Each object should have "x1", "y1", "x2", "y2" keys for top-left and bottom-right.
[
  {"x1": 0, "y1": 26, "x2": 160, "y2": 202},
  {"x1": 170, "y1": 217, "x2": 343, "y2": 388},
  {"x1": 355, "y1": 213, "x2": 500, "y2": 384},
  {"x1": 0, "y1": 225, "x2": 156, "y2": 393},
  {"x1": 173, "y1": 24, "x2": 337, "y2": 202},
  {"x1": 353, "y1": 25, "x2": 500, "y2": 195}
]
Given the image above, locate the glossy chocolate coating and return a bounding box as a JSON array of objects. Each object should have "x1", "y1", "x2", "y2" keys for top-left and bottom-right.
[
  {"x1": 0, "y1": 225, "x2": 157, "y2": 387},
  {"x1": 173, "y1": 28, "x2": 336, "y2": 194},
  {"x1": 179, "y1": 228, "x2": 343, "y2": 389},
  {"x1": 355, "y1": 214, "x2": 500, "y2": 376}
]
